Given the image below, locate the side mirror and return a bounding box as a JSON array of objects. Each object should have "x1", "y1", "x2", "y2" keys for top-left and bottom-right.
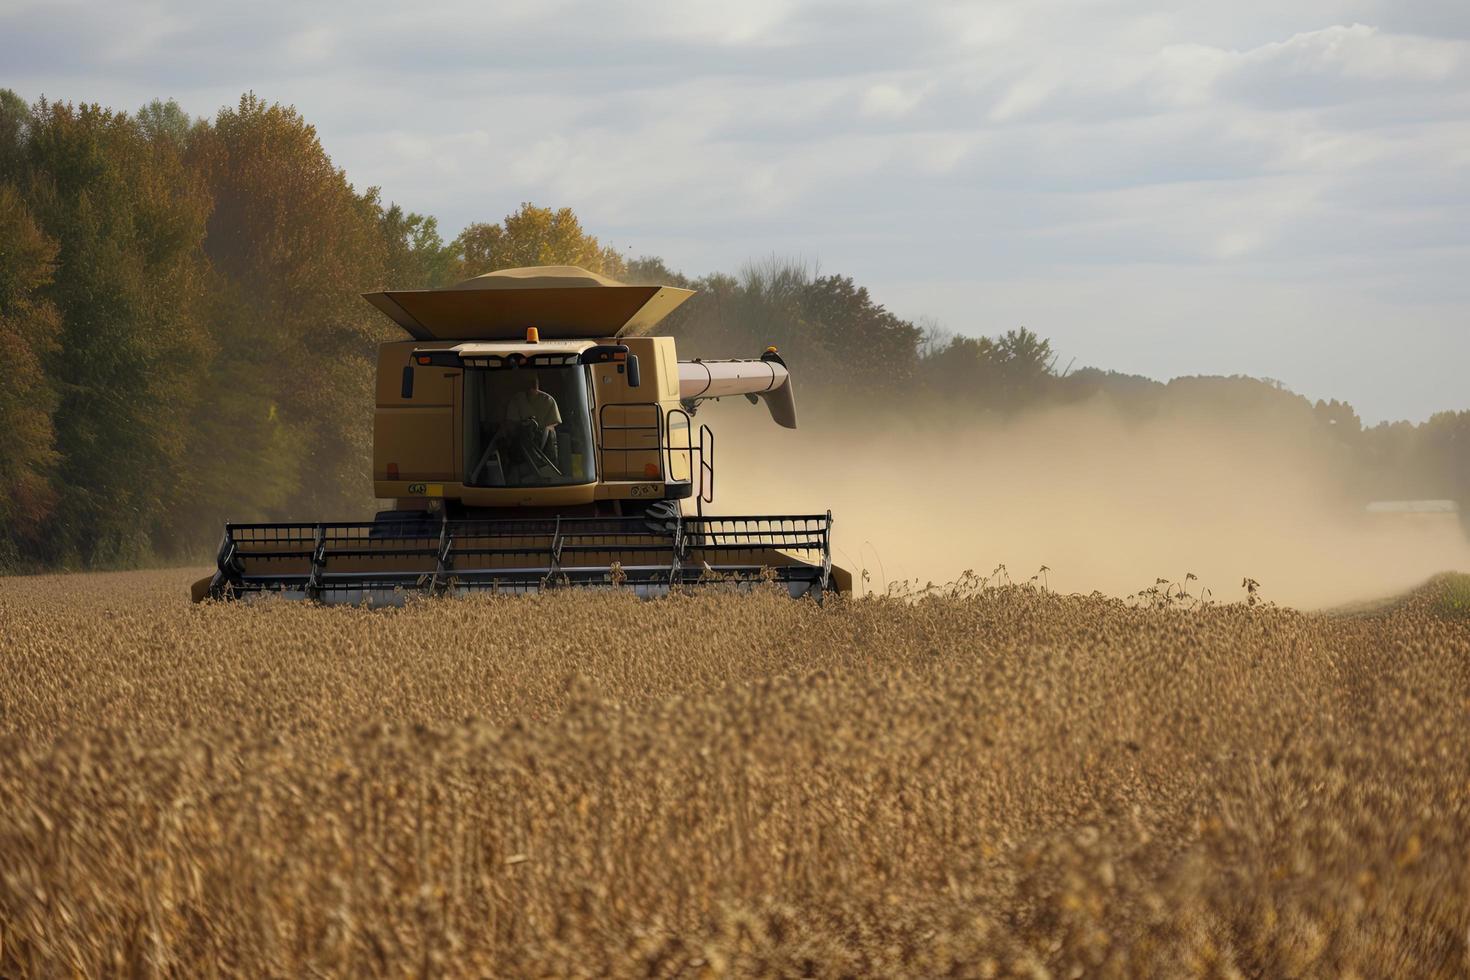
[{"x1": 627, "y1": 354, "x2": 641, "y2": 388}]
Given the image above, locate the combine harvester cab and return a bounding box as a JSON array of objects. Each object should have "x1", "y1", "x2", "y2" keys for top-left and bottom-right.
[{"x1": 192, "y1": 266, "x2": 851, "y2": 604}]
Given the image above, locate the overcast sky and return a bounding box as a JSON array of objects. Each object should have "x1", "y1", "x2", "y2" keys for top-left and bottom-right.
[{"x1": 3, "y1": 0, "x2": 1467, "y2": 422}]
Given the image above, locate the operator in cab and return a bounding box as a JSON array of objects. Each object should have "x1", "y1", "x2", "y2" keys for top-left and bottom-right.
[{"x1": 503, "y1": 369, "x2": 561, "y2": 457}]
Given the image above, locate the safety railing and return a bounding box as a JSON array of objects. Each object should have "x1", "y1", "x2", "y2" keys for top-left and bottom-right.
[
  {"x1": 597, "y1": 402, "x2": 665, "y2": 482},
  {"x1": 596, "y1": 403, "x2": 713, "y2": 508}
]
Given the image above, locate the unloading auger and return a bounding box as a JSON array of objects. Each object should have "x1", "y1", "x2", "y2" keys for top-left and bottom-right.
[{"x1": 191, "y1": 265, "x2": 852, "y2": 604}]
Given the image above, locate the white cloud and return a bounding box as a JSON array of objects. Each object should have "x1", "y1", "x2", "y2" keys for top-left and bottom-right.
[
  {"x1": 283, "y1": 26, "x2": 335, "y2": 65},
  {"x1": 988, "y1": 71, "x2": 1062, "y2": 122},
  {"x1": 1, "y1": 0, "x2": 1467, "y2": 420},
  {"x1": 1241, "y1": 23, "x2": 1464, "y2": 83},
  {"x1": 861, "y1": 82, "x2": 928, "y2": 118}
]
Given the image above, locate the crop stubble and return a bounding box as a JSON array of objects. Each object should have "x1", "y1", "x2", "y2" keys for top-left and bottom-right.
[{"x1": 1, "y1": 570, "x2": 1467, "y2": 976}]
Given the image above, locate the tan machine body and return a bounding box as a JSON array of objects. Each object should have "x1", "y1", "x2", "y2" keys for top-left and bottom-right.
[
  {"x1": 374, "y1": 335, "x2": 798, "y2": 511},
  {"x1": 193, "y1": 266, "x2": 848, "y2": 603}
]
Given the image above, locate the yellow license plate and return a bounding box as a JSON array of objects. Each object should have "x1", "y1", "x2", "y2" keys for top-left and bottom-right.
[{"x1": 407, "y1": 483, "x2": 444, "y2": 497}]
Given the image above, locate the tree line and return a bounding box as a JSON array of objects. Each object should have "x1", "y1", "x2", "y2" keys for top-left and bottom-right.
[{"x1": 0, "y1": 91, "x2": 1464, "y2": 568}]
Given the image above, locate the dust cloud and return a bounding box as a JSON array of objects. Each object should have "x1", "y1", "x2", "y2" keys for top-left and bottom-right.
[{"x1": 699, "y1": 397, "x2": 1470, "y2": 609}]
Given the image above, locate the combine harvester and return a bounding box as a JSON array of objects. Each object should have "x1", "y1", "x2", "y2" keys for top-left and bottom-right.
[{"x1": 191, "y1": 266, "x2": 851, "y2": 604}]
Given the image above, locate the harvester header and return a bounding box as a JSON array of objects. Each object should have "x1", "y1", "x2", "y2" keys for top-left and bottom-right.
[{"x1": 193, "y1": 265, "x2": 850, "y2": 604}]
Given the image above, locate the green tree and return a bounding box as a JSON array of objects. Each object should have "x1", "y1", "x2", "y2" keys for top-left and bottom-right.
[
  {"x1": 191, "y1": 93, "x2": 391, "y2": 520},
  {"x1": 13, "y1": 98, "x2": 214, "y2": 563},
  {"x1": 379, "y1": 202, "x2": 453, "y2": 288},
  {"x1": 927, "y1": 334, "x2": 999, "y2": 403},
  {"x1": 452, "y1": 203, "x2": 627, "y2": 280},
  {"x1": 651, "y1": 259, "x2": 922, "y2": 394},
  {"x1": 664, "y1": 258, "x2": 818, "y2": 362},
  {"x1": 136, "y1": 99, "x2": 195, "y2": 147},
  {"x1": 923, "y1": 328, "x2": 1057, "y2": 410},
  {"x1": 798, "y1": 274, "x2": 922, "y2": 389},
  {"x1": 0, "y1": 90, "x2": 29, "y2": 178},
  {"x1": 1418, "y1": 411, "x2": 1470, "y2": 531},
  {"x1": 0, "y1": 185, "x2": 61, "y2": 563},
  {"x1": 624, "y1": 255, "x2": 691, "y2": 288}
]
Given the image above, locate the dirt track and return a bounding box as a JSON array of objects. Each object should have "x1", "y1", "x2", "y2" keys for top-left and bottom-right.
[{"x1": 2, "y1": 570, "x2": 1467, "y2": 976}]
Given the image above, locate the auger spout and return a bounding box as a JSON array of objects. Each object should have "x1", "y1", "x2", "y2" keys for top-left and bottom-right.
[{"x1": 678, "y1": 353, "x2": 797, "y2": 428}]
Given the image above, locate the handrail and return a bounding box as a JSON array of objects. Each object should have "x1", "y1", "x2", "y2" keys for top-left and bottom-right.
[
  {"x1": 597, "y1": 402, "x2": 665, "y2": 482},
  {"x1": 698, "y1": 424, "x2": 715, "y2": 514},
  {"x1": 663, "y1": 407, "x2": 697, "y2": 491}
]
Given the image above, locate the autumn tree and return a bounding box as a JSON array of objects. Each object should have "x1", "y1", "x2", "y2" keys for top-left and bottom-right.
[{"x1": 452, "y1": 203, "x2": 627, "y2": 280}]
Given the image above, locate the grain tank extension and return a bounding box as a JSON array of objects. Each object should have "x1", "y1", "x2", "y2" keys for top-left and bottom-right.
[{"x1": 191, "y1": 266, "x2": 851, "y2": 603}]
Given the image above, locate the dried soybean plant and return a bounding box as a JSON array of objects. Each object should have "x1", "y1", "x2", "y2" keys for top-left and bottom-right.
[{"x1": 1, "y1": 568, "x2": 1467, "y2": 977}]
